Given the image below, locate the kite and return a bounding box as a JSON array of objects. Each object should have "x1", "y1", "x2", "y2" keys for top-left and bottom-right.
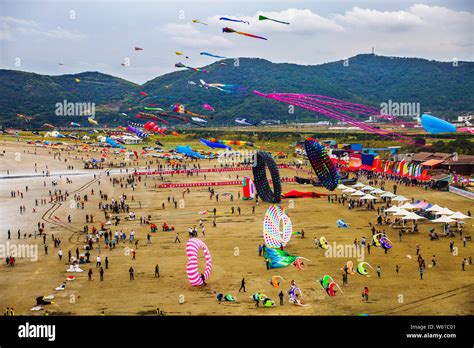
[
  {"x1": 357, "y1": 262, "x2": 375, "y2": 276},
  {"x1": 222, "y1": 27, "x2": 267, "y2": 40},
  {"x1": 134, "y1": 47, "x2": 144, "y2": 51},
  {"x1": 200, "y1": 52, "x2": 226, "y2": 59},
  {"x1": 344, "y1": 261, "x2": 355, "y2": 274},
  {"x1": 281, "y1": 190, "x2": 322, "y2": 199},
  {"x1": 144, "y1": 107, "x2": 164, "y2": 111},
  {"x1": 42, "y1": 123, "x2": 55, "y2": 129},
  {"x1": 139, "y1": 91, "x2": 148, "y2": 97},
  {"x1": 242, "y1": 176, "x2": 256, "y2": 200},
  {"x1": 172, "y1": 131, "x2": 180, "y2": 136},
  {"x1": 87, "y1": 117, "x2": 98, "y2": 125},
  {"x1": 421, "y1": 114, "x2": 456, "y2": 134},
  {"x1": 270, "y1": 275, "x2": 284, "y2": 288},
  {"x1": 235, "y1": 118, "x2": 257, "y2": 126},
  {"x1": 175, "y1": 51, "x2": 189, "y2": 59},
  {"x1": 217, "y1": 294, "x2": 237, "y2": 302},
  {"x1": 126, "y1": 125, "x2": 148, "y2": 138},
  {"x1": 136, "y1": 112, "x2": 170, "y2": 124},
  {"x1": 264, "y1": 248, "x2": 308, "y2": 270},
  {"x1": 304, "y1": 139, "x2": 340, "y2": 191},
  {"x1": 75, "y1": 78, "x2": 81, "y2": 83},
  {"x1": 319, "y1": 275, "x2": 343, "y2": 296},
  {"x1": 144, "y1": 122, "x2": 166, "y2": 135},
  {"x1": 199, "y1": 79, "x2": 247, "y2": 94},
  {"x1": 191, "y1": 117, "x2": 207, "y2": 124},
  {"x1": 175, "y1": 62, "x2": 209, "y2": 73},
  {"x1": 372, "y1": 234, "x2": 392, "y2": 249},
  {"x1": 263, "y1": 205, "x2": 293, "y2": 248},
  {"x1": 336, "y1": 219, "x2": 349, "y2": 228},
  {"x1": 252, "y1": 151, "x2": 282, "y2": 203},
  {"x1": 104, "y1": 137, "x2": 125, "y2": 149},
  {"x1": 192, "y1": 19, "x2": 208, "y2": 26},
  {"x1": 253, "y1": 293, "x2": 275, "y2": 307},
  {"x1": 200, "y1": 138, "x2": 230, "y2": 150},
  {"x1": 69, "y1": 122, "x2": 81, "y2": 127},
  {"x1": 220, "y1": 17, "x2": 250, "y2": 25},
  {"x1": 175, "y1": 145, "x2": 204, "y2": 159},
  {"x1": 203, "y1": 104, "x2": 215, "y2": 111},
  {"x1": 186, "y1": 238, "x2": 212, "y2": 286},
  {"x1": 215, "y1": 139, "x2": 254, "y2": 147},
  {"x1": 258, "y1": 15, "x2": 290, "y2": 25},
  {"x1": 319, "y1": 236, "x2": 329, "y2": 250}
]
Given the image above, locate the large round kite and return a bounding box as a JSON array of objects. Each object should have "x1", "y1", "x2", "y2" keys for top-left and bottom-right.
[
  {"x1": 252, "y1": 151, "x2": 282, "y2": 203},
  {"x1": 263, "y1": 205, "x2": 293, "y2": 248},
  {"x1": 304, "y1": 139, "x2": 339, "y2": 191},
  {"x1": 186, "y1": 238, "x2": 212, "y2": 286}
]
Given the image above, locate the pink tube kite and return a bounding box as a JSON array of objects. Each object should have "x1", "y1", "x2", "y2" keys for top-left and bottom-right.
[{"x1": 186, "y1": 238, "x2": 212, "y2": 286}]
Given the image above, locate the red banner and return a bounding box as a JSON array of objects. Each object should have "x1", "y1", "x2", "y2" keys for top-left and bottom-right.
[{"x1": 158, "y1": 177, "x2": 295, "y2": 188}]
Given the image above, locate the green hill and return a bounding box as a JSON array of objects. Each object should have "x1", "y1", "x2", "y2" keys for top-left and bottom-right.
[{"x1": 1, "y1": 54, "x2": 473, "y2": 128}]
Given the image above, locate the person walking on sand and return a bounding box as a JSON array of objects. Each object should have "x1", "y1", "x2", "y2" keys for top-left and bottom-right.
[
  {"x1": 99, "y1": 267, "x2": 104, "y2": 281},
  {"x1": 279, "y1": 291, "x2": 284, "y2": 306},
  {"x1": 129, "y1": 267, "x2": 134, "y2": 280},
  {"x1": 88, "y1": 269, "x2": 93, "y2": 281},
  {"x1": 396, "y1": 265, "x2": 400, "y2": 274},
  {"x1": 376, "y1": 265, "x2": 381, "y2": 278},
  {"x1": 419, "y1": 266, "x2": 424, "y2": 280},
  {"x1": 239, "y1": 278, "x2": 246, "y2": 292},
  {"x1": 58, "y1": 249, "x2": 63, "y2": 261},
  {"x1": 174, "y1": 232, "x2": 181, "y2": 243},
  {"x1": 416, "y1": 244, "x2": 420, "y2": 255},
  {"x1": 105, "y1": 257, "x2": 109, "y2": 269},
  {"x1": 155, "y1": 264, "x2": 160, "y2": 277}
]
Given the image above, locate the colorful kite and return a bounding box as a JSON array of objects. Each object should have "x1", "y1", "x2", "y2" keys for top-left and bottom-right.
[
  {"x1": 270, "y1": 275, "x2": 284, "y2": 288},
  {"x1": 139, "y1": 91, "x2": 148, "y2": 97},
  {"x1": 199, "y1": 79, "x2": 247, "y2": 94},
  {"x1": 304, "y1": 139, "x2": 339, "y2": 191},
  {"x1": 203, "y1": 104, "x2": 215, "y2": 111},
  {"x1": 336, "y1": 219, "x2": 349, "y2": 228},
  {"x1": 242, "y1": 176, "x2": 256, "y2": 200},
  {"x1": 222, "y1": 27, "x2": 267, "y2": 40},
  {"x1": 186, "y1": 238, "x2": 212, "y2": 286},
  {"x1": 175, "y1": 51, "x2": 189, "y2": 59},
  {"x1": 175, "y1": 62, "x2": 209, "y2": 73},
  {"x1": 258, "y1": 14, "x2": 290, "y2": 25},
  {"x1": 421, "y1": 114, "x2": 456, "y2": 134},
  {"x1": 69, "y1": 122, "x2": 81, "y2": 127},
  {"x1": 263, "y1": 205, "x2": 293, "y2": 248},
  {"x1": 175, "y1": 145, "x2": 204, "y2": 158},
  {"x1": 200, "y1": 138, "x2": 230, "y2": 150},
  {"x1": 253, "y1": 151, "x2": 282, "y2": 203},
  {"x1": 220, "y1": 17, "x2": 250, "y2": 24},
  {"x1": 357, "y1": 262, "x2": 375, "y2": 276},
  {"x1": 200, "y1": 52, "x2": 226, "y2": 59},
  {"x1": 87, "y1": 117, "x2": 98, "y2": 125},
  {"x1": 134, "y1": 47, "x2": 144, "y2": 51},
  {"x1": 264, "y1": 248, "x2": 307, "y2": 270}
]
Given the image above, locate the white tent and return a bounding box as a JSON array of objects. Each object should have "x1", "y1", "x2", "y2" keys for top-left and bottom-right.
[
  {"x1": 436, "y1": 207, "x2": 455, "y2": 216},
  {"x1": 352, "y1": 182, "x2": 365, "y2": 188},
  {"x1": 393, "y1": 209, "x2": 411, "y2": 216},
  {"x1": 402, "y1": 212, "x2": 426, "y2": 220},
  {"x1": 431, "y1": 216, "x2": 456, "y2": 224},
  {"x1": 449, "y1": 212, "x2": 472, "y2": 220},
  {"x1": 351, "y1": 190, "x2": 366, "y2": 196},
  {"x1": 380, "y1": 192, "x2": 396, "y2": 198},
  {"x1": 370, "y1": 188, "x2": 385, "y2": 195},
  {"x1": 361, "y1": 185, "x2": 375, "y2": 191},
  {"x1": 426, "y1": 204, "x2": 443, "y2": 212},
  {"x1": 392, "y1": 195, "x2": 409, "y2": 202},
  {"x1": 337, "y1": 184, "x2": 349, "y2": 190},
  {"x1": 399, "y1": 202, "x2": 416, "y2": 210},
  {"x1": 343, "y1": 187, "x2": 356, "y2": 193},
  {"x1": 360, "y1": 194, "x2": 378, "y2": 200},
  {"x1": 384, "y1": 206, "x2": 401, "y2": 213}
]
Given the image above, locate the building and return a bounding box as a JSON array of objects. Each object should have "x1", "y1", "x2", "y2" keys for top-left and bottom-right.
[{"x1": 440, "y1": 155, "x2": 474, "y2": 176}]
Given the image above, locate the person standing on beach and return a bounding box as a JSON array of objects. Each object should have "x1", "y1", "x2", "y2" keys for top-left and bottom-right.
[
  {"x1": 174, "y1": 232, "x2": 181, "y2": 243},
  {"x1": 279, "y1": 291, "x2": 284, "y2": 306},
  {"x1": 155, "y1": 264, "x2": 160, "y2": 277},
  {"x1": 99, "y1": 267, "x2": 104, "y2": 281},
  {"x1": 105, "y1": 257, "x2": 109, "y2": 269},
  {"x1": 58, "y1": 249, "x2": 63, "y2": 261},
  {"x1": 396, "y1": 265, "x2": 400, "y2": 274},
  {"x1": 200, "y1": 273, "x2": 206, "y2": 286},
  {"x1": 129, "y1": 267, "x2": 134, "y2": 280},
  {"x1": 239, "y1": 278, "x2": 246, "y2": 292},
  {"x1": 419, "y1": 266, "x2": 424, "y2": 280},
  {"x1": 88, "y1": 269, "x2": 93, "y2": 280},
  {"x1": 376, "y1": 266, "x2": 381, "y2": 278}
]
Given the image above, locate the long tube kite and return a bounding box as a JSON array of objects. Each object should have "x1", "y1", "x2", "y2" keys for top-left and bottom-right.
[
  {"x1": 220, "y1": 17, "x2": 250, "y2": 24},
  {"x1": 192, "y1": 19, "x2": 208, "y2": 26},
  {"x1": 258, "y1": 15, "x2": 290, "y2": 25},
  {"x1": 175, "y1": 62, "x2": 209, "y2": 73},
  {"x1": 200, "y1": 52, "x2": 226, "y2": 59},
  {"x1": 222, "y1": 27, "x2": 267, "y2": 40}
]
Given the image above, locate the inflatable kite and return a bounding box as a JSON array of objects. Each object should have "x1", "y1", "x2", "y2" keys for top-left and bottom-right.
[
  {"x1": 304, "y1": 139, "x2": 339, "y2": 191},
  {"x1": 175, "y1": 145, "x2": 204, "y2": 159},
  {"x1": 203, "y1": 103, "x2": 215, "y2": 111},
  {"x1": 175, "y1": 62, "x2": 208, "y2": 73},
  {"x1": 192, "y1": 19, "x2": 208, "y2": 25},
  {"x1": 270, "y1": 275, "x2": 284, "y2": 288},
  {"x1": 186, "y1": 238, "x2": 212, "y2": 286},
  {"x1": 372, "y1": 234, "x2": 392, "y2": 249},
  {"x1": 336, "y1": 219, "x2": 349, "y2": 228},
  {"x1": 258, "y1": 15, "x2": 290, "y2": 25},
  {"x1": 217, "y1": 293, "x2": 236, "y2": 302},
  {"x1": 70, "y1": 122, "x2": 81, "y2": 127},
  {"x1": 319, "y1": 275, "x2": 343, "y2": 296},
  {"x1": 200, "y1": 138, "x2": 230, "y2": 150},
  {"x1": 344, "y1": 261, "x2": 355, "y2": 274},
  {"x1": 264, "y1": 248, "x2": 307, "y2": 270},
  {"x1": 263, "y1": 205, "x2": 293, "y2": 248},
  {"x1": 281, "y1": 190, "x2": 322, "y2": 199},
  {"x1": 252, "y1": 151, "x2": 282, "y2": 203},
  {"x1": 252, "y1": 293, "x2": 275, "y2": 307},
  {"x1": 222, "y1": 27, "x2": 267, "y2": 40},
  {"x1": 319, "y1": 236, "x2": 329, "y2": 250},
  {"x1": 126, "y1": 125, "x2": 148, "y2": 138},
  {"x1": 134, "y1": 47, "x2": 144, "y2": 51},
  {"x1": 175, "y1": 51, "x2": 189, "y2": 58},
  {"x1": 288, "y1": 284, "x2": 307, "y2": 306},
  {"x1": 199, "y1": 79, "x2": 247, "y2": 94},
  {"x1": 421, "y1": 114, "x2": 456, "y2": 134},
  {"x1": 357, "y1": 262, "x2": 375, "y2": 276},
  {"x1": 242, "y1": 176, "x2": 256, "y2": 200}
]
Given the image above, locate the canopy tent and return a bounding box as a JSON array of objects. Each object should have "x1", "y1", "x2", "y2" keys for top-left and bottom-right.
[
  {"x1": 361, "y1": 185, "x2": 375, "y2": 191},
  {"x1": 399, "y1": 202, "x2": 416, "y2": 210},
  {"x1": 370, "y1": 188, "x2": 385, "y2": 195},
  {"x1": 360, "y1": 194, "x2": 378, "y2": 200},
  {"x1": 352, "y1": 182, "x2": 365, "y2": 188},
  {"x1": 380, "y1": 192, "x2": 396, "y2": 198},
  {"x1": 436, "y1": 207, "x2": 455, "y2": 216},
  {"x1": 449, "y1": 212, "x2": 472, "y2": 220},
  {"x1": 402, "y1": 212, "x2": 426, "y2": 220},
  {"x1": 337, "y1": 184, "x2": 348, "y2": 190},
  {"x1": 384, "y1": 206, "x2": 401, "y2": 213},
  {"x1": 431, "y1": 215, "x2": 456, "y2": 224},
  {"x1": 426, "y1": 204, "x2": 443, "y2": 212},
  {"x1": 392, "y1": 195, "x2": 409, "y2": 202},
  {"x1": 342, "y1": 187, "x2": 356, "y2": 193},
  {"x1": 393, "y1": 209, "x2": 411, "y2": 216},
  {"x1": 351, "y1": 190, "x2": 366, "y2": 196}
]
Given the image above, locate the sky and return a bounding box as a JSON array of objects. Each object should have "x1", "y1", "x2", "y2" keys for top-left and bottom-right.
[{"x1": 1, "y1": 0, "x2": 473, "y2": 84}]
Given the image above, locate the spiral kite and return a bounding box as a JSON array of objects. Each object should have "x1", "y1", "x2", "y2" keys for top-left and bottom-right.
[
  {"x1": 186, "y1": 238, "x2": 212, "y2": 286},
  {"x1": 252, "y1": 151, "x2": 282, "y2": 203},
  {"x1": 263, "y1": 205, "x2": 293, "y2": 248},
  {"x1": 304, "y1": 139, "x2": 339, "y2": 191}
]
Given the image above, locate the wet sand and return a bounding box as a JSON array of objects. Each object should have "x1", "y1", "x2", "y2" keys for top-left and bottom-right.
[{"x1": 0, "y1": 139, "x2": 473, "y2": 316}]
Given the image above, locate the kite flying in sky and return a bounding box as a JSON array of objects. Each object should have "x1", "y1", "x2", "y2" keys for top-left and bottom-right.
[
  {"x1": 200, "y1": 52, "x2": 226, "y2": 59},
  {"x1": 220, "y1": 17, "x2": 250, "y2": 24},
  {"x1": 258, "y1": 14, "x2": 290, "y2": 24},
  {"x1": 222, "y1": 27, "x2": 267, "y2": 40},
  {"x1": 192, "y1": 19, "x2": 208, "y2": 26},
  {"x1": 175, "y1": 62, "x2": 209, "y2": 73},
  {"x1": 134, "y1": 47, "x2": 144, "y2": 51}
]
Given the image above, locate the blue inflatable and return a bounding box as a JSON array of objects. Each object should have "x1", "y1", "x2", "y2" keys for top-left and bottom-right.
[
  {"x1": 175, "y1": 145, "x2": 204, "y2": 159},
  {"x1": 421, "y1": 114, "x2": 456, "y2": 134},
  {"x1": 199, "y1": 138, "x2": 231, "y2": 150},
  {"x1": 336, "y1": 219, "x2": 348, "y2": 228}
]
